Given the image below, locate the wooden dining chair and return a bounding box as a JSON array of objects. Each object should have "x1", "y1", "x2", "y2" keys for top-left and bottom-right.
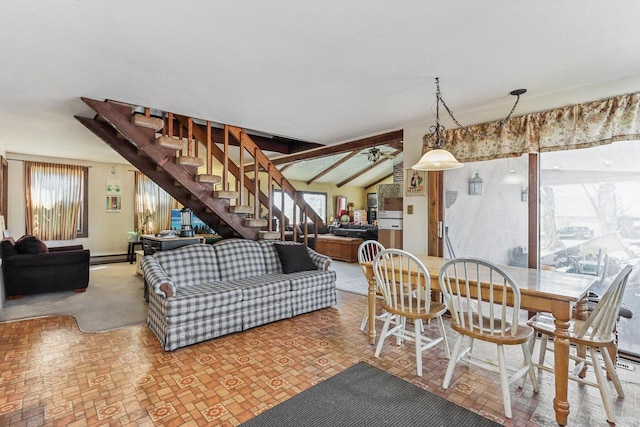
[
  {"x1": 372, "y1": 249, "x2": 450, "y2": 377},
  {"x1": 439, "y1": 258, "x2": 538, "y2": 419},
  {"x1": 528, "y1": 264, "x2": 633, "y2": 424},
  {"x1": 358, "y1": 240, "x2": 386, "y2": 331}
]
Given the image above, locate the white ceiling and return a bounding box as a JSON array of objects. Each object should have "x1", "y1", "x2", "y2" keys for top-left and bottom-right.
[{"x1": 1, "y1": 1, "x2": 640, "y2": 186}]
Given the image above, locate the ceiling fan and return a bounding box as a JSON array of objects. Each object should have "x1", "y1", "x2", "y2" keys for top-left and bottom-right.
[{"x1": 360, "y1": 147, "x2": 395, "y2": 163}]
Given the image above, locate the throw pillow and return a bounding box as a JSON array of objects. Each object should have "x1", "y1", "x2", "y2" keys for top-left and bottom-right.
[
  {"x1": 15, "y1": 235, "x2": 49, "y2": 254},
  {"x1": 274, "y1": 243, "x2": 317, "y2": 274}
]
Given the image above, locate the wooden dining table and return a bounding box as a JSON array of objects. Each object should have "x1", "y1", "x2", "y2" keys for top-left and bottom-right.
[{"x1": 361, "y1": 255, "x2": 596, "y2": 426}]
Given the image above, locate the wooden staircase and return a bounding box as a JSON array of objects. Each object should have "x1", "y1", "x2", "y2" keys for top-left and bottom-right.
[{"x1": 76, "y1": 98, "x2": 321, "y2": 243}]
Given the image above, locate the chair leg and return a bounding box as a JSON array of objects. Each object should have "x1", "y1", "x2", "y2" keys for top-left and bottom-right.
[
  {"x1": 601, "y1": 345, "x2": 625, "y2": 398},
  {"x1": 497, "y1": 344, "x2": 512, "y2": 419},
  {"x1": 436, "y1": 316, "x2": 450, "y2": 359},
  {"x1": 521, "y1": 342, "x2": 539, "y2": 392},
  {"x1": 590, "y1": 346, "x2": 615, "y2": 423},
  {"x1": 374, "y1": 315, "x2": 394, "y2": 357},
  {"x1": 442, "y1": 334, "x2": 464, "y2": 389},
  {"x1": 415, "y1": 320, "x2": 423, "y2": 377},
  {"x1": 360, "y1": 308, "x2": 369, "y2": 332},
  {"x1": 538, "y1": 334, "x2": 548, "y2": 367},
  {"x1": 396, "y1": 317, "x2": 406, "y2": 346}
]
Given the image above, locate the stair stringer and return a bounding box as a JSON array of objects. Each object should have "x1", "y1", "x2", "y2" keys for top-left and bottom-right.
[{"x1": 77, "y1": 98, "x2": 259, "y2": 240}]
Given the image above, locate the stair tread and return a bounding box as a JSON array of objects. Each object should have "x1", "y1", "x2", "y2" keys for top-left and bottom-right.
[
  {"x1": 195, "y1": 174, "x2": 222, "y2": 184},
  {"x1": 156, "y1": 135, "x2": 183, "y2": 150},
  {"x1": 244, "y1": 218, "x2": 268, "y2": 227},
  {"x1": 259, "y1": 231, "x2": 281, "y2": 240},
  {"x1": 177, "y1": 156, "x2": 205, "y2": 167},
  {"x1": 229, "y1": 205, "x2": 253, "y2": 214},
  {"x1": 131, "y1": 114, "x2": 164, "y2": 131},
  {"x1": 214, "y1": 190, "x2": 239, "y2": 199}
]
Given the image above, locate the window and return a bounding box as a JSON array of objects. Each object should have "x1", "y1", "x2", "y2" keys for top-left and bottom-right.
[
  {"x1": 25, "y1": 161, "x2": 88, "y2": 240},
  {"x1": 539, "y1": 141, "x2": 640, "y2": 357},
  {"x1": 134, "y1": 172, "x2": 178, "y2": 234},
  {"x1": 273, "y1": 190, "x2": 327, "y2": 225}
]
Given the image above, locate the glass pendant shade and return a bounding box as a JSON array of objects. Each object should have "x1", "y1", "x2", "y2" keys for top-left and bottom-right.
[{"x1": 412, "y1": 149, "x2": 464, "y2": 171}]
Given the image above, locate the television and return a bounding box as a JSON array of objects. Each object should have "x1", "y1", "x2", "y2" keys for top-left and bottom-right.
[{"x1": 170, "y1": 209, "x2": 214, "y2": 235}]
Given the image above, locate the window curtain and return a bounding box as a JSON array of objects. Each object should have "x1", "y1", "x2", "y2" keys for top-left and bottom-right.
[
  {"x1": 134, "y1": 172, "x2": 178, "y2": 234},
  {"x1": 425, "y1": 91, "x2": 640, "y2": 162},
  {"x1": 25, "y1": 161, "x2": 83, "y2": 240}
]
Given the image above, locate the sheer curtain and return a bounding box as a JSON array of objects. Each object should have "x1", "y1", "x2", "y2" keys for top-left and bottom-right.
[
  {"x1": 25, "y1": 161, "x2": 84, "y2": 240},
  {"x1": 134, "y1": 172, "x2": 178, "y2": 234}
]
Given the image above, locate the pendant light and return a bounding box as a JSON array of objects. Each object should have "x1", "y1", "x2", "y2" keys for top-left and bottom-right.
[{"x1": 412, "y1": 78, "x2": 526, "y2": 171}]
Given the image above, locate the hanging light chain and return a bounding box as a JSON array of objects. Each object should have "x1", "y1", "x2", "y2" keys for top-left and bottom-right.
[{"x1": 434, "y1": 78, "x2": 525, "y2": 140}]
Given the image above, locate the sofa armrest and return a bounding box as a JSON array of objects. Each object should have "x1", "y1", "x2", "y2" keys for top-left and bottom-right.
[
  {"x1": 140, "y1": 255, "x2": 176, "y2": 298},
  {"x1": 48, "y1": 245, "x2": 84, "y2": 252},
  {"x1": 307, "y1": 248, "x2": 331, "y2": 271}
]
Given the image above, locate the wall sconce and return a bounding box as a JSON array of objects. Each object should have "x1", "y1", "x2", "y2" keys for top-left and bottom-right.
[
  {"x1": 180, "y1": 207, "x2": 195, "y2": 237},
  {"x1": 468, "y1": 170, "x2": 483, "y2": 196},
  {"x1": 521, "y1": 187, "x2": 528, "y2": 202}
]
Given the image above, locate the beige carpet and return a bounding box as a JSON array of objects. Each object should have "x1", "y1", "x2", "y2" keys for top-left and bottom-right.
[
  {"x1": 331, "y1": 260, "x2": 368, "y2": 296},
  {"x1": 0, "y1": 260, "x2": 364, "y2": 332},
  {"x1": 0, "y1": 262, "x2": 147, "y2": 332}
]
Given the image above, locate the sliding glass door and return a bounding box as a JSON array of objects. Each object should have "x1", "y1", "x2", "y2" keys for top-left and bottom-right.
[{"x1": 539, "y1": 141, "x2": 640, "y2": 357}]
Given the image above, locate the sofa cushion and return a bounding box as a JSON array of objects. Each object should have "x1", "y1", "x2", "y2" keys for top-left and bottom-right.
[
  {"x1": 274, "y1": 243, "x2": 317, "y2": 274},
  {"x1": 162, "y1": 281, "x2": 243, "y2": 318},
  {"x1": 155, "y1": 244, "x2": 220, "y2": 288},
  {"x1": 214, "y1": 239, "x2": 266, "y2": 280},
  {"x1": 225, "y1": 274, "x2": 290, "y2": 300},
  {"x1": 15, "y1": 235, "x2": 48, "y2": 254},
  {"x1": 285, "y1": 269, "x2": 337, "y2": 291}
]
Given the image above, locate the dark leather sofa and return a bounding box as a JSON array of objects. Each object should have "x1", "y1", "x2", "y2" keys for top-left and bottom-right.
[{"x1": 1, "y1": 236, "x2": 90, "y2": 298}]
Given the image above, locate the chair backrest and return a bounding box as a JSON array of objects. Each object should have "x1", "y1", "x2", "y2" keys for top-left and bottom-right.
[
  {"x1": 578, "y1": 264, "x2": 632, "y2": 340},
  {"x1": 358, "y1": 240, "x2": 385, "y2": 264},
  {"x1": 358, "y1": 240, "x2": 385, "y2": 275},
  {"x1": 439, "y1": 257, "x2": 521, "y2": 338},
  {"x1": 372, "y1": 249, "x2": 433, "y2": 315}
]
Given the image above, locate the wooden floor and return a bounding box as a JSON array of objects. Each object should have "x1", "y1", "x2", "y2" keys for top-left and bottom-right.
[{"x1": 1, "y1": 289, "x2": 639, "y2": 426}]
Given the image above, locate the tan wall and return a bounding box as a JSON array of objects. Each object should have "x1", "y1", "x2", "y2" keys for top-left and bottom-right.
[{"x1": 6, "y1": 154, "x2": 136, "y2": 257}]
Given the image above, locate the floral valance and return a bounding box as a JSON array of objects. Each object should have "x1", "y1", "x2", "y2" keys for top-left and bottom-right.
[{"x1": 425, "y1": 92, "x2": 640, "y2": 163}]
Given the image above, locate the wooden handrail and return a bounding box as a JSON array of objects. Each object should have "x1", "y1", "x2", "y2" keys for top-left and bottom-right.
[
  {"x1": 227, "y1": 125, "x2": 324, "y2": 228},
  {"x1": 170, "y1": 115, "x2": 320, "y2": 244}
]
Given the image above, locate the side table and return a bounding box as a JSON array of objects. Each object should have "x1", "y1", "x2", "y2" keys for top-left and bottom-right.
[{"x1": 127, "y1": 240, "x2": 144, "y2": 264}]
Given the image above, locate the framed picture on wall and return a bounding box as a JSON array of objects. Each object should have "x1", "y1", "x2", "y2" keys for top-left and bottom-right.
[
  {"x1": 367, "y1": 193, "x2": 377, "y2": 208},
  {"x1": 106, "y1": 196, "x2": 122, "y2": 212},
  {"x1": 406, "y1": 169, "x2": 426, "y2": 196}
]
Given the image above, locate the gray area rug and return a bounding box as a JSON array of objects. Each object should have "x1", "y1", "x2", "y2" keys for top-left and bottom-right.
[
  {"x1": 331, "y1": 260, "x2": 367, "y2": 296},
  {"x1": 240, "y1": 362, "x2": 501, "y2": 427},
  {"x1": 0, "y1": 263, "x2": 147, "y2": 332}
]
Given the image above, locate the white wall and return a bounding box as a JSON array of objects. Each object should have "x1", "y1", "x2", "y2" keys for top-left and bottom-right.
[
  {"x1": 401, "y1": 122, "x2": 430, "y2": 254},
  {"x1": 7, "y1": 155, "x2": 135, "y2": 256}
]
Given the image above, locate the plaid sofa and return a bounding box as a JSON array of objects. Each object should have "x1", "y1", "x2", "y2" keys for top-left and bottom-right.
[{"x1": 141, "y1": 239, "x2": 337, "y2": 351}]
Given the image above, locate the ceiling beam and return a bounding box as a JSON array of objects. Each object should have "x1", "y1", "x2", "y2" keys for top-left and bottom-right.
[
  {"x1": 244, "y1": 129, "x2": 403, "y2": 172},
  {"x1": 336, "y1": 149, "x2": 402, "y2": 187},
  {"x1": 306, "y1": 150, "x2": 359, "y2": 185},
  {"x1": 364, "y1": 172, "x2": 394, "y2": 189}
]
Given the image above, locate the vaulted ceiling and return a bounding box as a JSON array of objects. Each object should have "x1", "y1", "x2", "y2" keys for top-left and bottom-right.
[{"x1": 1, "y1": 1, "x2": 639, "y2": 186}]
